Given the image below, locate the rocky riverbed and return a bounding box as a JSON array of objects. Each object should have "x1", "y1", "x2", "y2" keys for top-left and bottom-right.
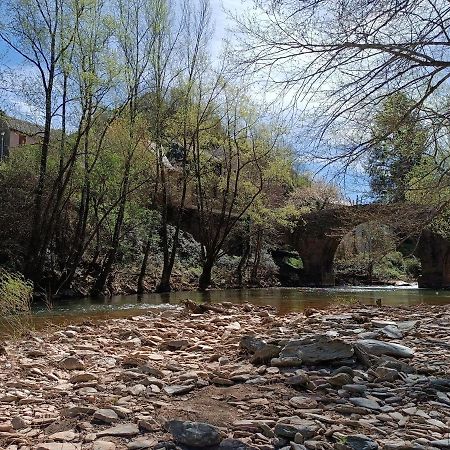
[{"x1": 0, "y1": 302, "x2": 449, "y2": 450}]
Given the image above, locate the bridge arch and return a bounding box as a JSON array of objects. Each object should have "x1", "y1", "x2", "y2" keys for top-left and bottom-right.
[{"x1": 289, "y1": 205, "x2": 450, "y2": 288}]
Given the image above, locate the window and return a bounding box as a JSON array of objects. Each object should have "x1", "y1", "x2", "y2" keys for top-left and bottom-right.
[{"x1": 19, "y1": 134, "x2": 26, "y2": 145}]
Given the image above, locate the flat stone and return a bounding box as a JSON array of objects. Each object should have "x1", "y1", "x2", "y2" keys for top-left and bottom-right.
[
  {"x1": 11, "y1": 416, "x2": 27, "y2": 430},
  {"x1": 349, "y1": 397, "x2": 381, "y2": 411},
  {"x1": 289, "y1": 396, "x2": 318, "y2": 409},
  {"x1": 167, "y1": 420, "x2": 222, "y2": 447},
  {"x1": 356, "y1": 340, "x2": 414, "y2": 358},
  {"x1": 97, "y1": 423, "x2": 140, "y2": 437},
  {"x1": 219, "y1": 438, "x2": 252, "y2": 449},
  {"x1": 37, "y1": 444, "x2": 78, "y2": 450},
  {"x1": 127, "y1": 438, "x2": 158, "y2": 449},
  {"x1": 93, "y1": 409, "x2": 119, "y2": 424},
  {"x1": 280, "y1": 335, "x2": 354, "y2": 364},
  {"x1": 69, "y1": 372, "x2": 97, "y2": 384},
  {"x1": 48, "y1": 431, "x2": 77, "y2": 442},
  {"x1": 344, "y1": 434, "x2": 379, "y2": 450},
  {"x1": 163, "y1": 384, "x2": 195, "y2": 396},
  {"x1": 274, "y1": 420, "x2": 319, "y2": 439},
  {"x1": 93, "y1": 442, "x2": 116, "y2": 450}
]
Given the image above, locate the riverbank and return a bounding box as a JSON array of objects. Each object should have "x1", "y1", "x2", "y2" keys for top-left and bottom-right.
[{"x1": 0, "y1": 303, "x2": 449, "y2": 450}]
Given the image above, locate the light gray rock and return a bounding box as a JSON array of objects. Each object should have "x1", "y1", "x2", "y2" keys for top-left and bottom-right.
[
  {"x1": 356, "y1": 339, "x2": 414, "y2": 358},
  {"x1": 97, "y1": 423, "x2": 140, "y2": 437},
  {"x1": 93, "y1": 409, "x2": 119, "y2": 424},
  {"x1": 349, "y1": 397, "x2": 381, "y2": 411},
  {"x1": 163, "y1": 384, "x2": 195, "y2": 396}
]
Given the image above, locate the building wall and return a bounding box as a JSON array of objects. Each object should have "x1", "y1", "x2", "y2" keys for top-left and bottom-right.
[{"x1": 9, "y1": 130, "x2": 40, "y2": 149}]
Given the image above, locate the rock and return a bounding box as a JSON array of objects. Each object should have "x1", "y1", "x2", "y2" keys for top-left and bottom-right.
[
  {"x1": 167, "y1": 420, "x2": 222, "y2": 448},
  {"x1": 162, "y1": 339, "x2": 189, "y2": 350},
  {"x1": 274, "y1": 420, "x2": 319, "y2": 439},
  {"x1": 48, "y1": 431, "x2": 77, "y2": 442},
  {"x1": 36, "y1": 444, "x2": 78, "y2": 450},
  {"x1": 250, "y1": 344, "x2": 281, "y2": 364},
  {"x1": 62, "y1": 406, "x2": 96, "y2": 418},
  {"x1": 93, "y1": 409, "x2": 119, "y2": 424},
  {"x1": 58, "y1": 356, "x2": 85, "y2": 370},
  {"x1": 219, "y1": 438, "x2": 252, "y2": 449},
  {"x1": 374, "y1": 366, "x2": 399, "y2": 381},
  {"x1": 285, "y1": 371, "x2": 310, "y2": 387},
  {"x1": 381, "y1": 325, "x2": 403, "y2": 339},
  {"x1": 342, "y1": 384, "x2": 367, "y2": 394},
  {"x1": 69, "y1": 372, "x2": 97, "y2": 383},
  {"x1": 11, "y1": 416, "x2": 27, "y2": 430},
  {"x1": 127, "y1": 438, "x2": 158, "y2": 449},
  {"x1": 271, "y1": 357, "x2": 303, "y2": 367},
  {"x1": 97, "y1": 423, "x2": 140, "y2": 437},
  {"x1": 93, "y1": 441, "x2": 116, "y2": 450},
  {"x1": 343, "y1": 434, "x2": 379, "y2": 450},
  {"x1": 240, "y1": 335, "x2": 266, "y2": 353},
  {"x1": 356, "y1": 340, "x2": 414, "y2": 358},
  {"x1": 280, "y1": 336, "x2": 354, "y2": 364},
  {"x1": 349, "y1": 397, "x2": 381, "y2": 411},
  {"x1": 289, "y1": 396, "x2": 318, "y2": 409},
  {"x1": 430, "y1": 440, "x2": 450, "y2": 449},
  {"x1": 163, "y1": 384, "x2": 195, "y2": 396},
  {"x1": 329, "y1": 372, "x2": 353, "y2": 387}
]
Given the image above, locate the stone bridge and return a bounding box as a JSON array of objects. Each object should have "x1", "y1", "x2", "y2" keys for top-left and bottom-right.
[{"x1": 289, "y1": 204, "x2": 450, "y2": 288}]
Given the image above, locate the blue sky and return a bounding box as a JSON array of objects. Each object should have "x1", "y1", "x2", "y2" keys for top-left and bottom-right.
[{"x1": 0, "y1": 0, "x2": 369, "y2": 200}]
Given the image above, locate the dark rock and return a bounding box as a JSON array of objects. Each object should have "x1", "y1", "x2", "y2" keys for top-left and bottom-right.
[
  {"x1": 250, "y1": 344, "x2": 281, "y2": 364},
  {"x1": 285, "y1": 372, "x2": 310, "y2": 387},
  {"x1": 280, "y1": 336, "x2": 354, "y2": 364},
  {"x1": 167, "y1": 420, "x2": 222, "y2": 448},
  {"x1": 341, "y1": 434, "x2": 379, "y2": 450},
  {"x1": 240, "y1": 335, "x2": 266, "y2": 354},
  {"x1": 219, "y1": 438, "x2": 253, "y2": 449},
  {"x1": 274, "y1": 420, "x2": 318, "y2": 439}
]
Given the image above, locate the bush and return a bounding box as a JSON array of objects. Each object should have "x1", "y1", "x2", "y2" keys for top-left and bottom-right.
[{"x1": 0, "y1": 269, "x2": 33, "y2": 336}]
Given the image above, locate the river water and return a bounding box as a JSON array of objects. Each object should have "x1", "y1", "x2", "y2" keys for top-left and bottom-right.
[{"x1": 28, "y1": 285, "x2": 450, "y2": 326}]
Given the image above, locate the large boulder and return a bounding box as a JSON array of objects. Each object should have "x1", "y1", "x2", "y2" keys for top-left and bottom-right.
[{"x1": 280, "y1": 335, "x2": 354, "y2": 364}]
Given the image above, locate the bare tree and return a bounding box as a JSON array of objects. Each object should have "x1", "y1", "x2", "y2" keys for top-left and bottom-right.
[{"x1": 234, "y1": 0, "x2": 450, "y2": 168}]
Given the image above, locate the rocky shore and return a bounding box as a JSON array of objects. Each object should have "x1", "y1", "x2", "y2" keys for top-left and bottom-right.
[{"x1": 0, "y1": 302, "x2": 449, "y2": 450}]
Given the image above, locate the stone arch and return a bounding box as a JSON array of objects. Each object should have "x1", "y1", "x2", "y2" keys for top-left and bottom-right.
[{"x1": 289, "y1": 205, "x2": 450, "y2": 288}]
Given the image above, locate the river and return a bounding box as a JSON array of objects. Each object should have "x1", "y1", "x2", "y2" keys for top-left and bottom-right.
[{"x1": 26, "y1": 285, "x2": 450, "y2": 328}]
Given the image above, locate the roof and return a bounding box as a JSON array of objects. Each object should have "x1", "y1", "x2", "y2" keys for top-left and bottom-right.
[{"x1": 3, "y1": 115, "x2": 44, "y2": 137}]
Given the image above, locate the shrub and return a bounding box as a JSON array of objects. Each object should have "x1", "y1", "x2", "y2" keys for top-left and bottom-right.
[{"x1": 0, "y1": 269, "x2": 33, "y2": 336}]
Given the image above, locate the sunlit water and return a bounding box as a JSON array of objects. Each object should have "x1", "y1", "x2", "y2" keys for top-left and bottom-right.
[{"x1": 24, "y1": 285, "x2": 450, "y2": 329}]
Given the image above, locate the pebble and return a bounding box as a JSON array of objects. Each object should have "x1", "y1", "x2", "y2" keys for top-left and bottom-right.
[{"x1": 0, "y1": 303, "x2": 448, "y2": 450}]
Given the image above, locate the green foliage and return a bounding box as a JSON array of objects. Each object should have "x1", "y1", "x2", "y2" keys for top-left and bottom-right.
[
  {"x1": 0, "y1": 269, "x2": 33, "y2": 336},
  {"x1": 368, "y1": 92, "x2": 427, "y2": 203}
]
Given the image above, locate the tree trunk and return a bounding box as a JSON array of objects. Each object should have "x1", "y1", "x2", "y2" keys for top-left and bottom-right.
[
  {"x1": 137, "y1": 239, "x2": 152, "y2": 294},
  {"x1": 156, "y1": 266, "x2": 172, "y2": 293},
  {"x1": 199, "y1": 257, "x2": 214, "y2": 291}
]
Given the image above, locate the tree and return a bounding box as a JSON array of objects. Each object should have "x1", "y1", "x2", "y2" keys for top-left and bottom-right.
[
  {"x1": 234, "y1": 0, "x2": 450, "y2": 170},
  {"x1": 368, "y1": 93, "x2": 427, "y2": 203}
]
